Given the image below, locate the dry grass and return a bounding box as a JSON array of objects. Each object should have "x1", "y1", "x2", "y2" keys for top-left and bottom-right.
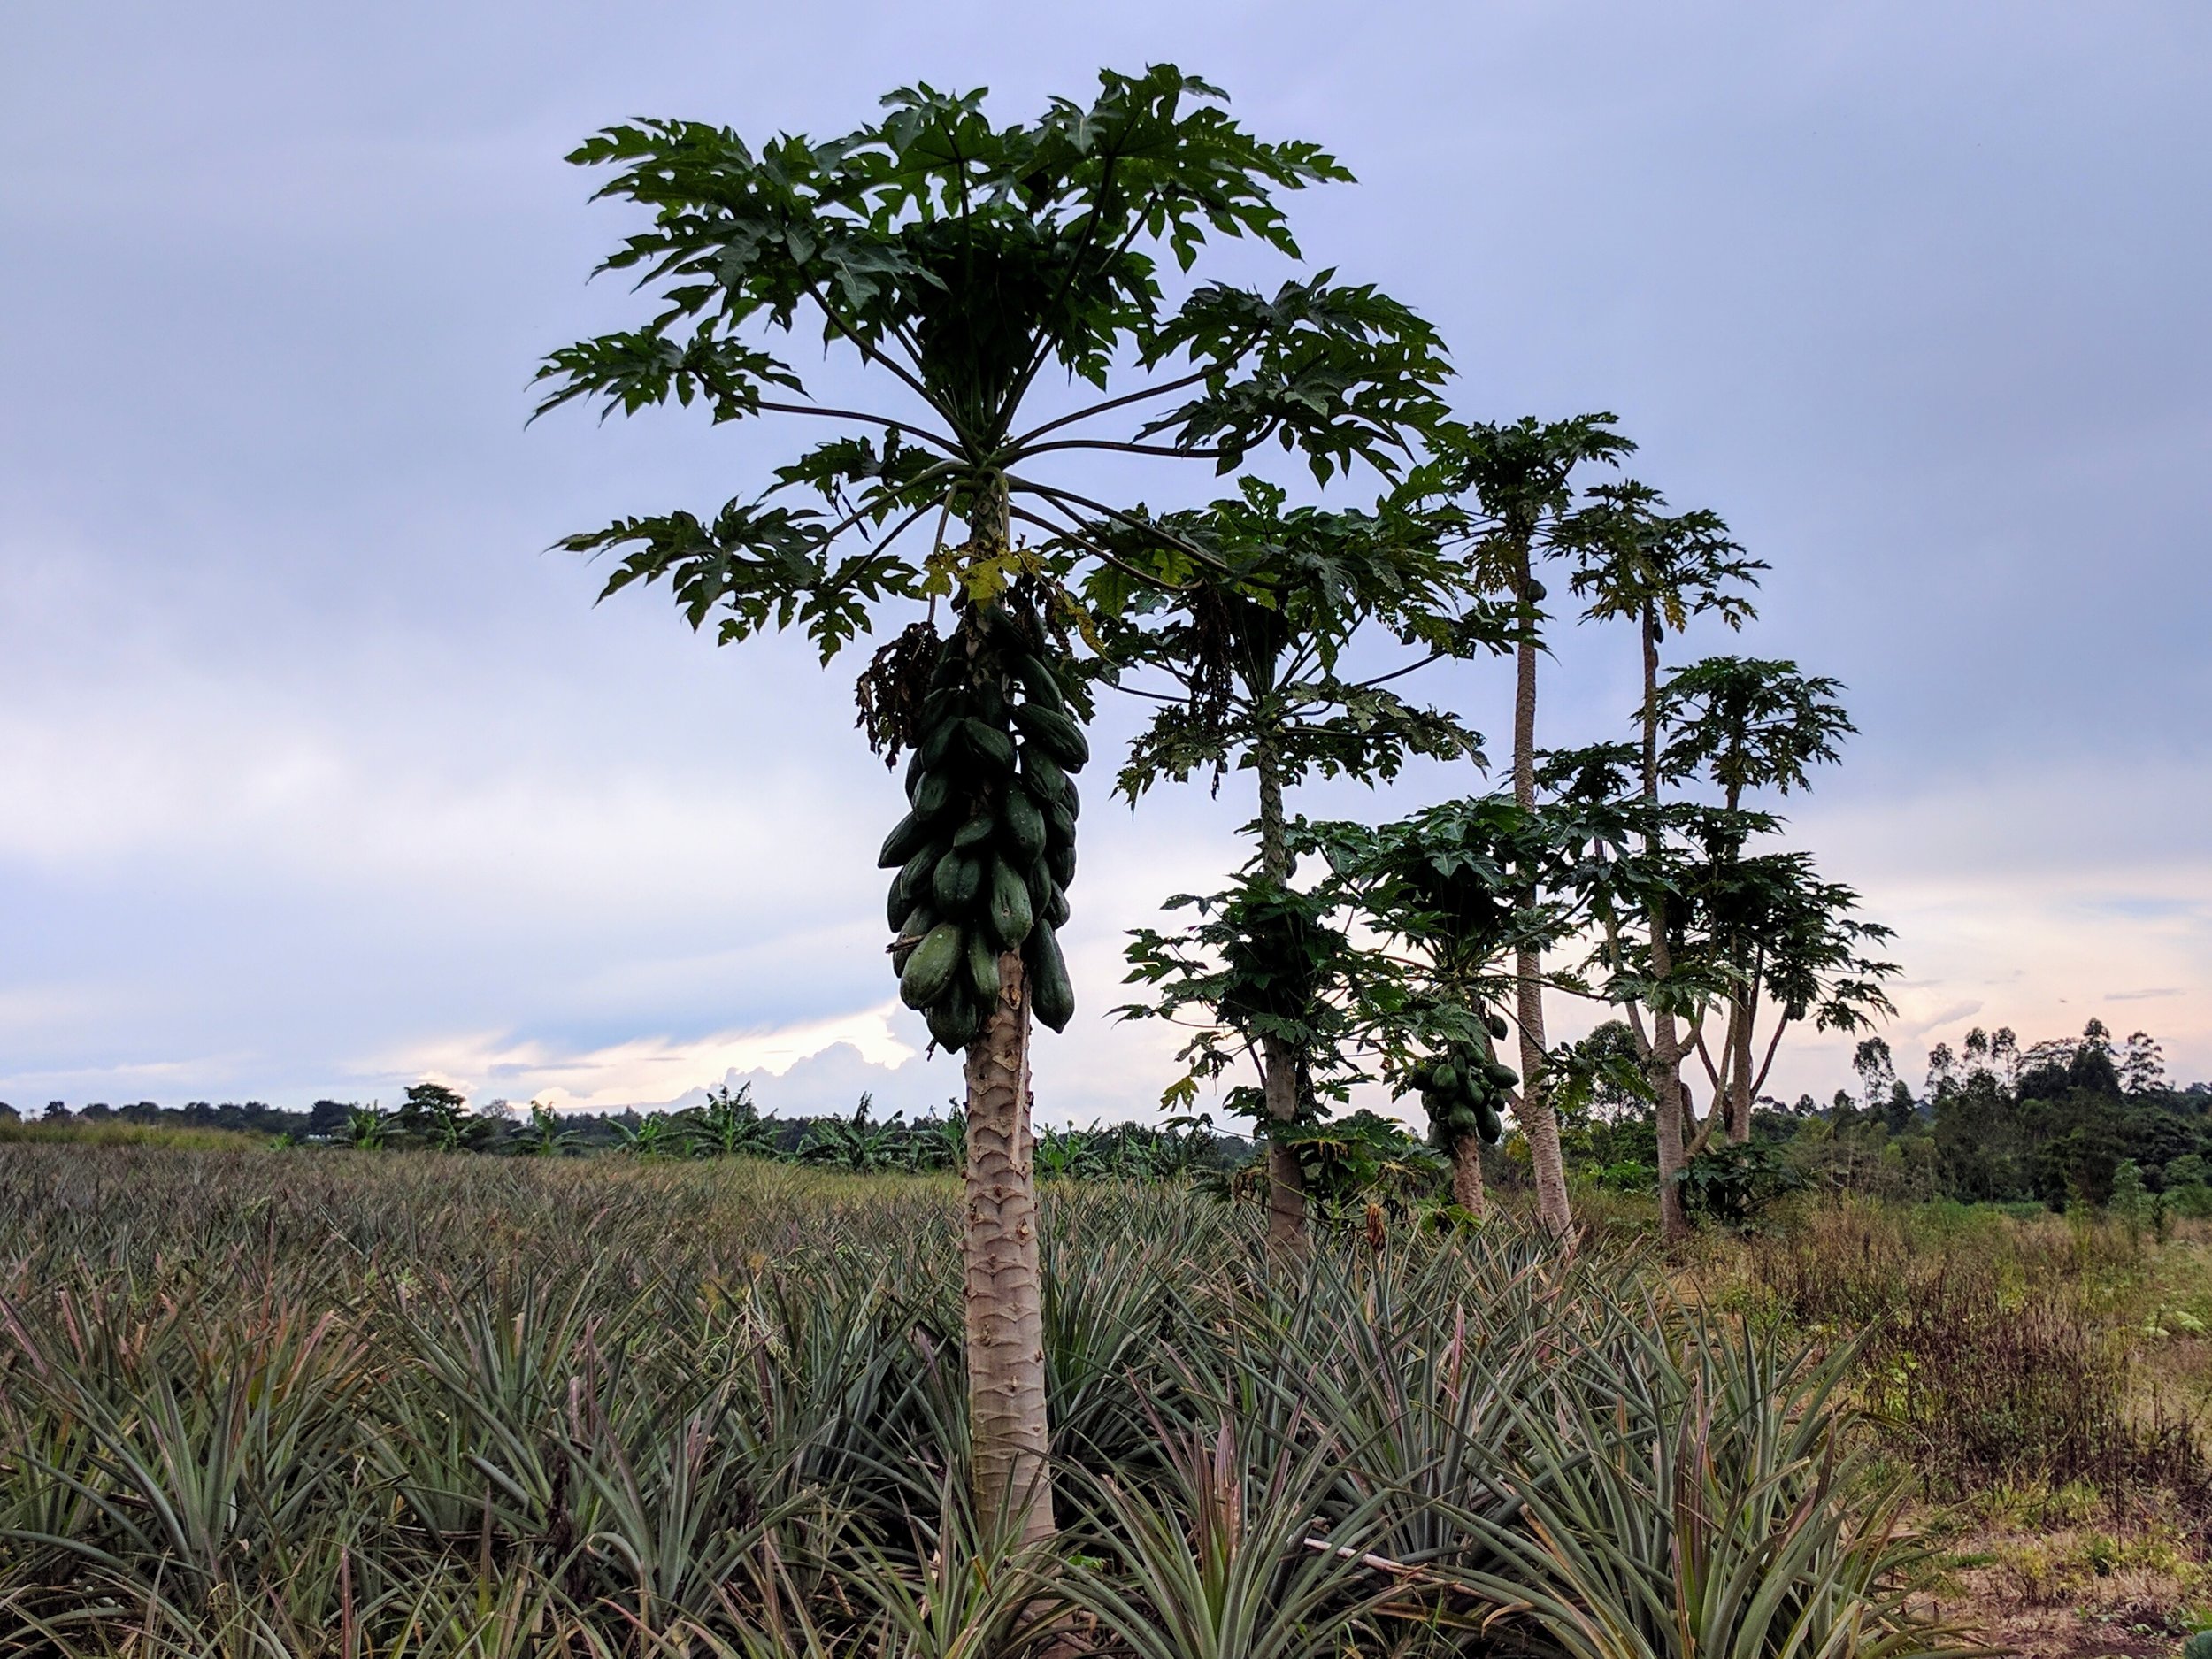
[{"x1": 1685, "y1": 1197, "x2": 2212, "y2": 1654}]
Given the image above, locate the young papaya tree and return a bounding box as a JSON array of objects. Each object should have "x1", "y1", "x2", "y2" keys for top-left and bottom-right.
[
  {"x1": 1095, "y1": 479, "x2": 1493, "y2": 1255},
  {"x1": 1310, "y1": 796, "x2": 1572, "y2": 1217},
  {"x1": 1413, "y1": 416, "x2": 1635, "y2": 1238},
  {"x1": 1119, "y1": 845, "x2": 1393, "y2": 1243},
  {"x1": 534, "y1": 66, "x2": 1448, "y2": 1539},
  {"x1": 1566, "y1": 482, "x2": 1761, "y2": 1238}
]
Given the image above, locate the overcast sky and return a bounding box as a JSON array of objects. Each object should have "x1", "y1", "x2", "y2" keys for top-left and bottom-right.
[{"x1": 4, "y1": 1, "x2": 2208, "y2": 1123}]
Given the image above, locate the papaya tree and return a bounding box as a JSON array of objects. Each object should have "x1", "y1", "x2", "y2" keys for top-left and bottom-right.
[
  {"x1": 1096, "y1": 478, "x2": 1492, "y2": 1255},
  {"x1": 534, "y1": 66, "x2": 1448, "y2": 1539},
  {"x1": 1566, "y1": 482, "x2": 1761, "y2": 1238},
  {"x1": 1310, "y1": 796, "x2": 1571, "y2": 1217},
  {"x1": 1120, "y1": 848, "x2": 1391, "y2": 1240},
  {"x1": 1415, "y1": 416, "x2": 1635, "y2": 1238},
  {"x1": 1678, "y1": 838, "x2": 1898, "y2": 1144},
  {"x1": 1655, "y1": 656, "x2": 1890, "y2": 1144}
]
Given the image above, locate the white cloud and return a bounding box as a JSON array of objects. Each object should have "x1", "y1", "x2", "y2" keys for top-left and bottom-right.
[{"x1": 352, "y1": 1003, "x2": 921, "y2": 1111}]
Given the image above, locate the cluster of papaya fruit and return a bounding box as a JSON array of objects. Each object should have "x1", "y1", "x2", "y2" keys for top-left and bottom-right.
[
  {"x1": 879, "y1": 612, "x2": 1085, "y2": 1052},
  {"x1": 1410, "y1": 1020, "x2": 1517, "y2": 1150}
]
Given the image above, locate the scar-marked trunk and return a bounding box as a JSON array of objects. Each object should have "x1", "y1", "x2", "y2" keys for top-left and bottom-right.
[
  {"x1": 962, "y1": 947, "x2": 1056, "y2": 1546},
  {"x1": 1511, "y1": 561, "x2": 1573, "y2": 1240}
]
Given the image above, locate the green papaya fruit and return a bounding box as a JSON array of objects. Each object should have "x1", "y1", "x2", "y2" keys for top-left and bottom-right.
[
  {"x1": 891, "y1": 842, "x2": 942, "y2": 918},
  {"x1": 1046, "y1": 839, "x2": 1076, "y2": 888},
  {"x1": 920, "y1": 685, "x2": 964, "y2": 726},
  {"x1": 1485, "y1": 1061, "x2": 1519, "y2": 1089},
  {"x1": 1061, "y1": 780, "x2": 1080, "y2": 822},
  {"x1": 1019, "y1": 748, "x2": 1070, "y2": 807},
  {"x1": 932, "y1": 849, "x2": 984, "y2": 913},
  {"x1": 952, "y1": 813, "x2": 995, "y2": 851},
  {"x1": 1043, "y1": 801, "x2": 1077, "y2": 849},
  {"x1": 1023, "y1": 856, "x2": 1054, "y2": 913},
  {"x1": 889, "y1": 903, "x2": 937, "y2": 972},
  {"x1": 898, "y1": 922, "x2": 963, "y2": 1010},
  {"x1": 999, "y1": 788, "x2": 1047, "y2": 860},
  {"x1": 1025, "y1": 925, "x2": 1075, "y2": 1033},
  {"x1": 1485, "y1": 1010, "x2": 1509, "y2": 1041},
  {"x1": 1010, "y1": 703, "x2": 1088, "y2": 770},
  {"x1": 986, "y1": 856, "x2": 1034, "y2": 951},
  {"x1": 965, "y1": 929, "x2": 1002, "y2": 1002},
  {"x1": 879, "y1": 810, "x2": 932, "y2": 870},
  {"x1": 912, "y1": 769, "x2": 956, "y2": 823},
  {"x1": 920, "y1": 718, "x2": 960, "y2": 772},
  {"x1": 929, "y1": 651, "x2": 965, "y2": 690},
  {"x1": 1476, "y1": 1103, "x2": 1502, "y2": 1144},
  {"x1": 961, "y1": 718, "x2": 1017, "y2": 774},
  {"x1": 925, "y1": 995, "x2": 978, "y2": 1052},
  {"x1": 1042, "y1": 884, "x2": 1070, "y2": 929},
  {"x1": 1010, "y1": 652, "x2": 1066, "y2": 713},
  {"x1": 904, "y1": 746, "x2": 928, "y2": 802},
  {"x1": 971, "y1": 679, "x2": 1007, "y2": 727},
  {"x1": 1524, "y1": 576, "x2": 1547, "y2": 604}
]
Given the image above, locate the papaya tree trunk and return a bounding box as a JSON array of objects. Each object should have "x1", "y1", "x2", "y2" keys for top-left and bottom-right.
[
  {"x1": 1260, "y1": 1035, "x2": 1310, "y2": 1256},
  {"x1": 1511, "y1": 551, "x2": 1573, "y2": 1240},
  {"x1": 1651, "y1": 1002, "x2": 1693, "y2": 1243},
  {"x1": 1253, "y1": 727, "x2": 1310, "y2": 1260},
  {"x1": 1725, "y1": 945, "x2": 1765, "y2": 1141},
  {"x1": 1641, "y1": 602, "x2": 1693, "y2": 1243},
  {"x1": 1725, "y1": 993, "x2": 1754, "y2": 1142},
  {"x1": 1449, "y1": 1133, "x2": 1486, "y2": 1216},
  {"x1": 961, "y1": 947, "x2": 1056, "y2": 1546}
]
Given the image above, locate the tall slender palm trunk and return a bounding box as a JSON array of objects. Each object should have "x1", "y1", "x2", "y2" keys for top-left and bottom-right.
[
  {"x1": 1640, "y1": 603, "x2": 1693, "y2": 1242},
  {"x1": 1254, "y1": 733, "x2": 1310, "y2": 1260},
  {"x1": 1511, "y1": 561, "x2": 1573, "y2": 1240},
  {"x1": 956, "y1": 526, "x2": 1056, "y2": 1545}
]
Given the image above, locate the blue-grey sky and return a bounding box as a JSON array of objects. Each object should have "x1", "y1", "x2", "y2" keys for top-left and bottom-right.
[{"x1": 4, "y1": 1, "x2": 2208, "y2": 1120}]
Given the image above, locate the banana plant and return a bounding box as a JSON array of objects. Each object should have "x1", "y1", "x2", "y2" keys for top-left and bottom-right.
[
  {"x1": 614, "y1": 1114, "x2": 684, "y2": 1159},
  {"x1": 1034, "y1": 1125, "x2": 1106, "y2": 1183},
  {"x1": 902, "y1": 1106, "x2": 965, "y2": 1174},
  {"x1": 797, "y1": 1094, "x2": 905, "y2": 1173},
  {"x1": 341, "y1": 1105, "x2": 389, "y2": 1150},
  {"x1": 511, "y1": 1102, "x2": 583, "y2": 1158},
  {"x1": 678, "y1": 1083, "x2": 780, "y2": 1160}
]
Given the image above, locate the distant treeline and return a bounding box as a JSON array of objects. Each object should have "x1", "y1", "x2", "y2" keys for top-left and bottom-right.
[
  {"x1": 12, "y1": 1016, "x2": 2206, "y2": 1221},
  {"x1": 1545, "y1": 1017, "x2": 2212, "y2": 1220},
  {"x1": 0, "y1": 1085, "x2": 1249, "y2": 1181}
]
